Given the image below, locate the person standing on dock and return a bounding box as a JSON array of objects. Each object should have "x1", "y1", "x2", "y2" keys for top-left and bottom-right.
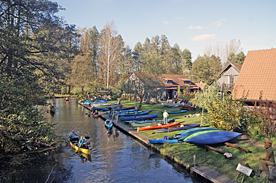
[{"x1": 163, "y1": 110, "x2": 169, "y2": 124}]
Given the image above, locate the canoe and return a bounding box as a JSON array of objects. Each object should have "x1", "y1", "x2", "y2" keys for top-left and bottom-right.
[
  {"x1": 161, "y1": 110, "x2": 187, "y2": 114},
  {"x1": 101, "y1": 105, "x2": 124, "y2": 111},
  {"x1": 120, "y1": 113, "x2": 158, "y2": 121},
  {"x1": 131, "y1": 121, "x2": 160, "y2": 127},
  {"x1": 112, "y1": 106, "x2": 135, "y2": 111},
  {"x1": 125, "y1": 118, "x2": 175, "y2": 125},
  {"x1": 175, "y1": 127, "x2": 219, "y2": 140},
  {"x1": 149, "y1": 138, "x2": 182, "y2": 144},
  {"x1": 138, "y1": 122, "x2": 181, "y2": 131},
  {"x1": 106, "y1": 109, "x2": 137, "y2": 114},
  {"x1": 163, "y1": 103, "x2": 179, "y2": 108},
  {"x1": 184, "y1": 130, "x2": 242, "y2": 145},
  {"x1": 105, "y1": 119, "x2": 113, "y2": 129},
  {"x1": 69, "y1": 140, "x2": 92, "y2": 155},
  {"x1": 93, "y1": 104, "x2": 123, "y2": 111},
  {"x1": 174, "y1": 127, "x2": 218, "y2": 138},
  {"x1": 181, "y1": 129, "x2": 222, "y2": 142},
  {"x1": 119, "y1": 110, "x2": 152, "y2": 116},
  {"x1": 92, "y1": 102, "x2": 116, "y2": 107},
  {"x1": 92, "y1": 113, "x2": 99, "y2": 118},
  {"x1": 153, "y1": 124, "x2": 200, "y2": 134}
]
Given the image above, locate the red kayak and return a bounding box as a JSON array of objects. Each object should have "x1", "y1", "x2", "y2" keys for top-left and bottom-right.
[
  {"x1": 138, "y1": 122, "x2": 181, "y2": 131},
  {"x1": 92, "y1": 113, "x2": 99, "y2": 118}
]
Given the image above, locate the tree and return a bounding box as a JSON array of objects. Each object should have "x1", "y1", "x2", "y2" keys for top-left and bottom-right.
[
  {"x1": 97, "y1": 21, "x2": 121, "y2": 88},
  {"x1": 132, "y1": 42, "x2": 143, "y2": 72},
  {"x1": 122, "y1": 73, "x2": 165, "y2": 110},
  {"x1": 0, "y1": 0, "x2": 75, "y2": 154},
  {"x1": 234, "y1": 51, "x2": 246, "y2": 65}
]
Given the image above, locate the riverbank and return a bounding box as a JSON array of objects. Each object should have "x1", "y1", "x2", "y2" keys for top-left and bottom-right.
[{"x1": 80, "y1": 100, "x2": 270, "y2": 183}]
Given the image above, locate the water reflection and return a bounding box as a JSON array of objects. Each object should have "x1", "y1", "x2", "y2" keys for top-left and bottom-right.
[{"x1": 0, "y1": 99, "x2": 201, "y2": 183}]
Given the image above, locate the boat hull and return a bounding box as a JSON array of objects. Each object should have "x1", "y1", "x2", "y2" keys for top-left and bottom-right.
[
  {"x1": 138, "y1": 122, "x2": 181, "y2": 131},
  {"x1": 161, "y1": 110, "x2": 187, "y2": 114},
  {"x1": 119, "y1": 110, "x2": 152, "y2": 117},
  {"x1": 149, "y1": 138, "x2": 181, "y2": 144},
  {"x1": 69, "y1": 141, "x2": 91, "y2": 154},
  {"x1": 120, "y1": 113, "x2": 158, "y2": 121},
  {"x1": 153, "y1": 124, "x2": 200, "y2": 134},
  {"x1": 184, "y1": 131, "x2": 242, "y2": 145},
  {"x1": 105, "y1": 119, "x2": 113, "y2": 129}
]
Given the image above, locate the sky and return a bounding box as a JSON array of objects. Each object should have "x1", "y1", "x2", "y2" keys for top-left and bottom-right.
[{"x1": 53, "y1": 0, "x2": 276, "y2": 61}]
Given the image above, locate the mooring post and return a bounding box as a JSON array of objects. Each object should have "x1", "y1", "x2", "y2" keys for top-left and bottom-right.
[{"x1": 193, "y1": 155, "x2": 196, "y2": 167}]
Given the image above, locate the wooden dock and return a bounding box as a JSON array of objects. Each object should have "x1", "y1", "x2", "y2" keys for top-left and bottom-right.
[
  {"x1": 192, "y1": 166, "x2": 237, "y2": 183},
  {"x1": 80, "y1": 103, "x2": 237, "y2": 183}
]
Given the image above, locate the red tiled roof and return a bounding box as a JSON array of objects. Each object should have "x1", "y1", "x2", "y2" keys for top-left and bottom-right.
[
  {"x1": 160, "y1": 73, "x2": 196, "y2": 87},
  {"x1": 233, "y1": 48, "x2": 276, "y2": 101}
]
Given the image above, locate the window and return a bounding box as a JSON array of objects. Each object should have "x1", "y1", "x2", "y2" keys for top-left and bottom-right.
[{"x1": 184, "y1": 81, "x2": 191, "y2": 84}]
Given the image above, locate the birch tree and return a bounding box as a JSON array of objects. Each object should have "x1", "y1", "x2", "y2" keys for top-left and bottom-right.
[{"x1": 97, "y1": 21, "x2": 120, "y2": 88}]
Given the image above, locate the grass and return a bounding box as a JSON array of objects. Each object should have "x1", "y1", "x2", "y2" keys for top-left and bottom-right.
[{"x1": 115, "y1": 100, "x2": 271, "y2": 183}]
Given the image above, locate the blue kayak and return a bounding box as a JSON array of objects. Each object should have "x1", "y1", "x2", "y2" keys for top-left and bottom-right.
[
  {"x1": 106, "y1": 109, "x2": 137, "y2": 114},
  {"x1": 175, "y1": 127, "x2": 219, "y2": 140},
  {"x1": 174, "y1": 127, "x2": 218, "y2": 138},
  {"x1": 120, "y1": 113, "x2": 158, "y2": 121},
  {"x1": 149, "y1": 138, "x2": 181, "y2": 144},
  {"x1": 105, "y1": 119, "x2": 113, "y2": 129},
  {"x1": 119, "y1": 110, "x2": 152, "y2": 116},
  {"x1": 161, "y1": 110, "x2": 187, "y2": 114},
  {"x1": 184, "y1": 131, "x2": 242, "y2": 145},
  {"x1": 153, "y1": 124, "x2": 200, "y2": 134}
]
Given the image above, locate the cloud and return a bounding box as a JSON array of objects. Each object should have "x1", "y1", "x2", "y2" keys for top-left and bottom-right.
[
  {"x1": 187, "y1": 25, "x2": 203, "y2": 30},
  {"x1": 191, "y1": 34, "x2": 217, "y2": 41},
  {"x1": 162, "y1": 20, "x2": 169, "y2": 25},
  {"x1": 212, "y1": 19, "x2": 226, "y2": 27}
]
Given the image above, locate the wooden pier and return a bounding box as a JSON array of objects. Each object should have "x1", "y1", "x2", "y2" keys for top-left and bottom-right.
[
  {"x1": 80, "y1": 103, "x2": 237, "y2": 183},
  {"x1": 192, "y1": 166, "x2": 237, "y2": 183}
]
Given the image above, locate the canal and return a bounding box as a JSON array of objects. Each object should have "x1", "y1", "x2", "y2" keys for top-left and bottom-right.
[{"x1": 1, "y1": 98, "x2": 204, "y2": 183}]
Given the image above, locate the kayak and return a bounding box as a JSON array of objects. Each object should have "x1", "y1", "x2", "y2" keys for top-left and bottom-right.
[
  {"x1": 92, "y1": 113, "x2": 99, "y2": 118},
  {"x1": 161, "y1": 110, "x2": 187, "y2": 114},
  {"x1": 174, "y1": 127, "x2": 218, "y2": 138},
  {"x1": 119, "y1": 110, "x2": 152, "y2": 116},
  {"x1": 120, "y1": 113, "x2": 158, "y2": 121},
  {"x1": 184, "y1": 130, "x2": 242, "y2": 145},
  {"x1": 138, "y1": 122, "x2": 181, "y2": 131},
  {"x1": 106, "y1": 109, "x2": 137, "y2": 114},
  {"x1": 149, "y1": 138, "x2": 182, "y2": 144},
  {"x1": 105, "y1": 119, "x2": 113, "y2": 129},
  {"x1": 176, "y1": 128, "x2": 220, "y2": 141},
  {"x1": 112, "y1": 106, "x2": 135, "y2": 111},
  {"x1": 126, "y1": 118, "x2": 175, "y2": 125},
  {"x1": 69, "y1": 140, "x2": 92, "y2": 155},
  {"x1": 153, "y1": 124, "x2": 200, "y2": 134}
]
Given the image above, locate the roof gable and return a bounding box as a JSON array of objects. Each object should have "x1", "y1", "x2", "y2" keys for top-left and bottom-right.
[
  {"x1": 210, "y1": 62, "x2": 242, "y2": 85},
  {"x1": 233, "y1": 49, "x2": 276, "y2": 100}
]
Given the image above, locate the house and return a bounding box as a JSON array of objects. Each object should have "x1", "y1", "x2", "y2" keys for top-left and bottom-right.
[
  {"x1": 233, "y1": 48, "x2": 276, "y2": 103},
  {"x1": 159, "y1": 73, "x2": 199, "y2": 99},
  {"x1": 124, "y1": 72, "x2": 199, "y2": 100},
  {"x1": 209, "y1": 62, "x2": 242, "y2": 93}
]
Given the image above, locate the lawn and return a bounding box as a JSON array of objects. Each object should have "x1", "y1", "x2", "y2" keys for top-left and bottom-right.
[{"x1": 115, "y1": 100, "x2": 270, "y2": 183}]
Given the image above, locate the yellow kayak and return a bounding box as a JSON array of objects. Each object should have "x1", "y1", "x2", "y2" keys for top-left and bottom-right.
[{"x1": 69, "y1": 141, "x2": 92, "y2": 155}]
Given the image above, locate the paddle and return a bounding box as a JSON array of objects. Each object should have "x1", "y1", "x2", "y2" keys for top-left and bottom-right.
[{"x1": 85, "y1": 136, "x2": 90, "y2": 139}]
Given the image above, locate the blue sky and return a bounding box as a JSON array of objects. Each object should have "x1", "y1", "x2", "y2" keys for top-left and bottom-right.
[{"x1": 54, "y1": 0, "x2": 276, "y2": 61}]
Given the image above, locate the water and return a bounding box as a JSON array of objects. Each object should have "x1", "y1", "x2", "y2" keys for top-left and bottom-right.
[{"x1": 1, "y1": 99, "x2": 203, "y2": 183}]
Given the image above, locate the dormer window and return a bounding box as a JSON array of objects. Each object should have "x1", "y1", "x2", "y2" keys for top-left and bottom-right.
[
  {"x1": 167, "y1": 80, "x2": 173, "y2": 84},
  {"x1": 178, "y1": 78, "x2": 191, "y2": 85},
  {"x1": 184, "y1": 81, "x2": 191, "y2": 84}
]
